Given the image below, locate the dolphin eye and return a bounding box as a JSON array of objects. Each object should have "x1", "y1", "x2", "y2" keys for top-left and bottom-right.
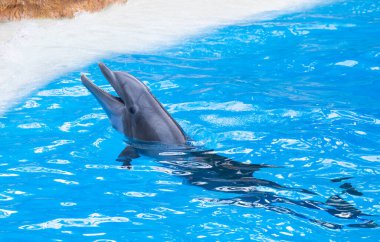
[{"x1": 128, "y1": 106, "x2": 136, "y2": 114}]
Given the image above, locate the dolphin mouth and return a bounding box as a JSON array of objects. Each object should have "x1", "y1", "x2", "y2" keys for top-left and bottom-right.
[
  {"x1": 80, "y1": 73, "x2": 125, "y2": 109},
  {"x1": 81, "y1": 62, "x2": 146, "y2": 119},
  {"x1": 81, "y1": 63, "x2": 127, "y2": 133},
  {"x1": 81, "y1": 63, "x2": 126, "y2": 106},
  {"x1": 98, "y1": 63, "x2": 124, "y2": 99}
]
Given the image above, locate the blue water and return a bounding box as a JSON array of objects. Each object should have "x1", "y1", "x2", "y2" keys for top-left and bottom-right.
[{"x1": 1, "y1": 1, "x2": 380, "y2": 241}]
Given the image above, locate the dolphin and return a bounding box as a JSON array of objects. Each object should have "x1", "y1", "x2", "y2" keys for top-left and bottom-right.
[
  {"x1": 81, "y1": 63, "x2": 299, "y2": 188},
  {"x1": 81, "y1": 63, "x2": 187, "y2": 146},
  {"x1": 81, "y1": 63, "x2": 376, "y2": 229}
]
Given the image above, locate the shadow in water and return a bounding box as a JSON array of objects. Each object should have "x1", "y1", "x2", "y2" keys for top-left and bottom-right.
[{"x1": 117, "y1": 143, "x2": 378, "y2": 230}]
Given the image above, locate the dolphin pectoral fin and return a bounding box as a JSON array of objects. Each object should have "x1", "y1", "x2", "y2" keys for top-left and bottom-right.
[
  {"x1": 81, "y1": 74, "x2": 125, "y2": 132},
  {"x1": 117, "y1": 146, "x2": 140, "y2": 170},
  {"x1": 121, "y1": 160, "x2": 132, "y2": 170},
  {"x1": 116, "y1": 146, "x2": 140, "y2": 162}
]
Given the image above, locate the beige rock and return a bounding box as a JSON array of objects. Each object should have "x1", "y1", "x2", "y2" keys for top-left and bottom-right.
[{"x1": 0, "y1": 0, "x2": 127, "y2": 21}]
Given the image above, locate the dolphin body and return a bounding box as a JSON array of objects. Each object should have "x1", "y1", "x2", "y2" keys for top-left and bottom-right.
[
  {"x1": 82, "y1": 63, "x2": 187, "y2": 145},
  {"x1": 81, "y1": 63, "x2": 288, "y2": 190},
  {"x1": 81, "y1": 63, "x2": 376, "y2": 229}
]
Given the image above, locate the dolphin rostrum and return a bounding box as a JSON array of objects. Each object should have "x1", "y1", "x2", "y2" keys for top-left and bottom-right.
[
  {"x1": 81, "y1": 63, "x2": 187, "y2": 145},
  {"x1": 81, "y1": 63, "x2": 376, "y2": 229}
]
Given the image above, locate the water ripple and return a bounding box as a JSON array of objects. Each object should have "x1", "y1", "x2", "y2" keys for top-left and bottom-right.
[
  {"x1": 0, "y1": 173, "x2": 19, "y2": 177},
  {"x1": 217, "y1": 147, "x2": 253, "y2": 155},
  {"x1": 60, "y1": 202, "x2": 77, "y2": 207},
  {"x1": 360, "y1": 156, "x2": 380, "y2": 162},
  {"x1": 215, "y1": 186, "x2": 257, "y2": 193},
  {"x1": 159, "y1": 160, "x2": 213, "y2": 169},
  {"x1": 320, "y1": 159, "x2": 357, "y2": 169},
  {"x1": 34, "y1": 140, "x2": 75, "y2": 153},
  {"x1": 47, "y1": 103, "x2": 61, "y2": 109},
  {"x1": 335, "y1": 60, "x2": 358, "y2": 67},
  {"x1": 155, "y1": 180, "x2": 182, "y2": 185},
  {"x1": 22, "y1": 100, "x2": 40, "y2": 109},
  {"x1": 155, "y1": 80, "x2": 179, "y2": 90},
  {"x1": 326, "y1": 110, "x2": 379, "y2": 124},
  {"x1": 152, "y1": 207, "x2": 185, "y2": 215},
  {"x1": 218, "y1": 131, "x2": 265, "y2": 141},
  {"x1": 85, "y1": 164, "x2": 125, "y2": 170},
  {"x1": 37, "y1": 86, "x2": 90, "y2": 97},
  {"x1": 271, "y1": 139, "x2": 312, "y2": 151},
  {"x1": 19, "y1": 213, "x2": 130, "y2": 230},
  {"x1": 152, "y1": 166, "x2": 192, "y2": 176},
  {"x1": 0, "y1": 193, "x2": 14, "y2": 201},
  {"x1": 59, "y1": 113, "x2": 107, "y2": 132},
  {"x1": 93, "y1": 138, "x2": 106, "y2": 148},
  {"x1": 54, "y1": 179, "x2": 79, "y2": 185},
  {"x1": 17, "y1": 122, "x2": 46, "y2": 129},
  {"x1": 167, "y1": 101, "x2": 254, "y2": 113},
  {"x1": 5, "y1": 190, "x2": 26, "y2": 195},
  {"x1": 0, "y1": 209, "x2": 17, "y2": 218},
  {"x1": 1, "y1": 2, "x2": 379, "y2": 239},
  {"x1": 201, "y1": 115, "x2": 242, "y2": 127},
  {"x1": 136, "y1": 213, "x2": 166, "y2": 220},
  {"x1": 123, "y1": 192, "x2": 156, "y2": 198},
  {"x1": 47, "y1": 159, "x2": 71, "y2": 165},
  {"x1": 9, "y1": 166, "x2": 73, "y2": 175},
  {"x1": 83, "y1": 233, "x2": 106, "y2": 237}
]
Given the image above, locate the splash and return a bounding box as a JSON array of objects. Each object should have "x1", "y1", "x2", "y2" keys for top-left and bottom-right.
[{"x1": 0, "y1": 0, "x2": 327, "y2": 113}]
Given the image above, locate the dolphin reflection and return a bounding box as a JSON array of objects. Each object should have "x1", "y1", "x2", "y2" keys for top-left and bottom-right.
[{"x1": 118, "y1": 142, "x2": 376, "y2": 229}]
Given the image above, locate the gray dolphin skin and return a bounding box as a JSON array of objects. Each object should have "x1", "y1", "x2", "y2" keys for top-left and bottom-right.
[
  {"x1": 81, "y1": 63, "x2": 377, "y2": 229},
  {"x1": 81, "y1": 63, "x2": 187, "y2": 145}
]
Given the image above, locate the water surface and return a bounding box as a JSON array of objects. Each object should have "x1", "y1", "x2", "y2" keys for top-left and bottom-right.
[{"x1": 1, "y1": 1, "x2": 380, "y2": 241}]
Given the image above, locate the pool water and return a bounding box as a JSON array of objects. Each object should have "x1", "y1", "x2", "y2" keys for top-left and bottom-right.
[{"x1": 1, "y1": 1, "x2": 380, "y2": 241}]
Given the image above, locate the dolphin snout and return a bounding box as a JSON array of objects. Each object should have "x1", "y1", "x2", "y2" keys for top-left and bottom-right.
[
  {"x1": 98, "y1": 62, "x2": 116, "y2": 86},
  {"x1": 98, "y1": 62, "x2": 113, "y2": 80},
  {"x1": 98, "y1": 62, "x2": 127, "y2": 101}
]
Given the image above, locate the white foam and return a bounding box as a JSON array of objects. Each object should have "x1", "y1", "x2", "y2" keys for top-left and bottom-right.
[{"x1": 0, "y1": 0, "x2": 326, "y2": 113}]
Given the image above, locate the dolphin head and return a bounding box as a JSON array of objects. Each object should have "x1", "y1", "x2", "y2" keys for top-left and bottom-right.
[{"x1": 81, "y1": 63, "x2": 187, "y2": 145}]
